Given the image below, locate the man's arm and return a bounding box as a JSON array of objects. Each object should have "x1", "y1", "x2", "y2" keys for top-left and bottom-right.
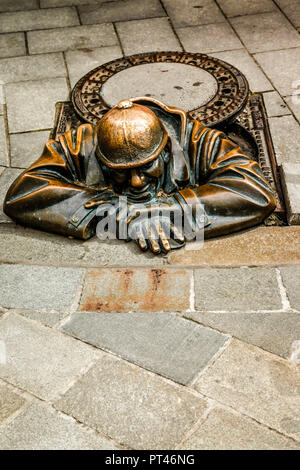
[{"x1": 3, "y1": 124, "x2": 105, "y2": 239}]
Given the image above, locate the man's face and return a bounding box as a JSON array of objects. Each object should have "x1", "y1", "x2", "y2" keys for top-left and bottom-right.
[{"x1": 104, "y1": 151, "x2": 168, "y2": 202}]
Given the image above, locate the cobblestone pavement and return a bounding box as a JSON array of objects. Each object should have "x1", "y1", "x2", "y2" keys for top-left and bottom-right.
[{"x1": 0, "y1": 0, "x2": 300, "y2": 450}]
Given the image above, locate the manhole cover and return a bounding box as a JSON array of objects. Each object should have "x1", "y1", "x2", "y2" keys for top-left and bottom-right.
[{"x1": 72, "y1": 51, "x2": 249, "y2": 127}]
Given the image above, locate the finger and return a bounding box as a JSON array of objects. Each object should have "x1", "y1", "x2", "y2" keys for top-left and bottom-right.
[
  {"x1": 148, "y1": 223, "x2": 160, "y2": 254},
  {"x1": 134, "y1": 224, "x2": 148, "y2": 251},
  {"x1": 85, "y1": 199, "x2": 105, "y2": 208},
  {"x1": 170, "y1": 223, "x2": 185, "y2": 243},
  {"x1": 157, "y1": 222, "x2": 171, "y2": 253}
]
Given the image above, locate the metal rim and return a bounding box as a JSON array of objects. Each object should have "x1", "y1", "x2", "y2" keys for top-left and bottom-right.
[{"x1": 72, "y1": 50, "x2": 249, "y2": 127}]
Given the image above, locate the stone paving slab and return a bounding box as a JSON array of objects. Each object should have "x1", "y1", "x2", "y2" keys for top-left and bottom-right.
[
  {"x1": 80, "y1": 268, "x2": 191, "y2": 312},
  {"x1": 262, "y1": 90, "x2": 290, "y2": 117},
  {"x1": 0, "y1": 168, "x2": 24, "y2": 222},
  {"x1": 219, "y1": 0, "x2": 276, "y2": 18},
  {"x1": 184, "y1": 310, "x2": 300, "y2": 359},
  {"x1": 78, "y1": 0, "x2": 165, "y2": 25},
  {"x1": 0, "y1": 264, "x2": 83, "y2": 310},
  {"x1": 0, "y1": 7, "x2": 79, "y2": 34},
  {"x1": 280, "y1": 163, "x2": 300, "y2": 225},
  {"x1": 0, "y1": 0, "x2": 38, "y2": 12},
  {"x1": 5, "y1": 77, "x2": 69, "y2": 133},
  {"x1": 0, "y1": 403, "x2": 119, "y2": 450},
  {"x1": 269, "y1": 115, "x2": 300, "y2": 164},
  {"x1": 280, "y1": 266, "x2": 300, "y2": 310},
  {"x1": 41, "y1": 0, "x2": 112, "y2": 6},
  {"x1": 176, "y1": 22, "x2": 243, "y2": 54},
  {"x1": 230, "y1": 12, "x2": 300, "y2": 53},
  {"x1": 179, "y1": 406, "x2": 299, "y2": 450},
  {"x1": 10, "y1": 130, "x2": 50, "y2": 169},
  {"x1": 0, "y1": 383, "x2": 26, "y2": 424},
  {"x1": 27, "y1": 23, "x2": 118, "y2": 54},
  {"x1": 194, "y1": 267, "x2": 282, "y2": 311},
  {"x1": 18, "y1": 309, "x2": 67, "y2": 328},
  {"x1": 0, "y1": 115, "x2": 9, "y2": 166},
  {"x1": 116, "y1": 18, "x2": 182, "y2": 55},
  {"x1": 276, "y1": 0, "x2": 300, "y2": 28},
  {"x1": 0, "y1": 313, "x2": 98, "y2": 400},
  {"x1": 285, "y1": 95, "x2": 300, "y2": 121},
  {"x1": 61, "y1": 311, "x2": 228, "y2": 385},
  {"x1": 194, "y1": 339, "x2": 300, "y2": 441},
  {"x1": 162, "y1": 0, "x2": 224, "y2": 28},
  {"x1": 55, "y1": 353, "x2": 208, "y2": 449},
  {"x1": 0, "y1": 32, "x2": 26, "y2": 58}
]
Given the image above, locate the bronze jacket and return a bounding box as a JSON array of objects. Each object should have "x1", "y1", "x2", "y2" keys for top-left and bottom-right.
[{"x1": 3, "y1": 98, "x2": 276, "y2": 240}]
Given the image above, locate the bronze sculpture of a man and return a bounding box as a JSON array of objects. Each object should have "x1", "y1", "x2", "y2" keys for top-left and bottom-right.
[{"x1": 3, "y1": 97, "x2": 276, "y2": 254}]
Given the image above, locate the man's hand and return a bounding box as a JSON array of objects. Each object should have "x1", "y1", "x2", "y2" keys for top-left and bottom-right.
[{"x1": 84, "y1": 189, "x2": 116, "y2": 208}]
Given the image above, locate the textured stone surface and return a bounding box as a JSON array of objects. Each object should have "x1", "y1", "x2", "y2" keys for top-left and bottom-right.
[
  {"x1": 184, "y1": 310, "x2": 300, "y2": 358},
  {"x1": 255, "y1": 48, "x2": 300, "y2": 96},
  {"x1": 176, "y1": 22, "x2": 242, "y2": 54},
  {"x1": 10, "y1": 130, "x2": 50, "y2": 168},
  {"x1": 285, "y1": 95, "x2": 300, "y2": 121},
  {"x1": 0, "y1": 383, "x2": 26, "y2": 424},
  {"x1": 0, "y1": 7, "x2": 79, "y2": 33},
  {"x1": 80, "y1": 268, "x2": 191, "y2": 312},
  {"x1": 212, "y1": 49, "x2": 273, "y2": 93},
  {"x1": 18, "y1": 309, "x2": 67, "y2": 328},
  {"x1": 194, "y1": 339, "x2": 300, "y2": 441},
  {"x1": 0, "y1": 225, "x2": 164, "y2": 266},
  {"x1": 0, "y1": 168, "x2": 22, "y2": 222},
  {"x1": 0, "y1": 313, "x2": 97, "y2": 400},
  {"x1": 220, "y1": 0, "x2": 276, "y2": 17},
  {"x1": 280, "y1": 266, "x2": 300, "y2": 310},
  {"x1": 269, "y1": 115, "x2": 300, "y2": 165},
  {"x1": 65, "y1": 46, "x2": 122, "y2": 88},
  {"x1": 28, "y1": 24, "x2": 118, "y2": 54},
  {"x1": 0, "y1": 264, "x2": 83, "y2": 310},
  {"x1": 263, "y1": 91, "x2": 290, "y2": 117},
  {"x1": 179, "y1": 407, "x2": 299, "y2": 450},
  {"x1": 230, "y1": 12, "x2": 300, "y2": 53},
  {"x1": 280, "y1": 163, "x2": 300, "y2": 224},
  {"x1": 276, "y1": 0, "x2": 300, "y2": 28},
  {"x1": 194, "y1": 267, "x2": 282, "y2": 311},
  {"x1": 102, "y1": 62, "x2": 218, "y2": 111},
  {"x1": 0, "y1": 0, "x2": 38, "y2": 12},
  {"x1": 0, "y1": 115, "x2": 8, "y2": 166},
  {"x1": 0, "y1": 32, "x2": 25, "y2": 58},
  {"x1": 62, "y1": 311, "x2": 228, "y2": 384},
  {"x1": 41, "y1": 0, "x2": 111, "y2": 5},
  {"x1": 162, "y1": 0, "x2": 224, "y2": 27},
  {"x1": 0, "y1": 53, "x2": 66, "y2": 84},
  {"x1": 116, "y1": 18, "x2": 181, "y2": 55},
  {"x1": 0, "y1": 403, "x2": 118, "y2": 450},
  {"x1": 79, "y1": 0, "x2": 165, "y2": 25},
  {"x1": 55, "y1": 354, "x2": 207, "y2": 449},
  {"x1": 5, "y1": 78, "x2": 69, "y2": 133}
]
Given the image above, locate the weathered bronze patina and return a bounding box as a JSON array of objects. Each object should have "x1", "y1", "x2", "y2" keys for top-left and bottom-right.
[{"x1": 3, "y1": 95, "x2": 276, "y2": 254}]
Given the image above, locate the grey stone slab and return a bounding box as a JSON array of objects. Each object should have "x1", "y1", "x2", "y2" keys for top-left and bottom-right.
[
  {"x1": 79, "y1": 0, "x2": 165, "y2": 25},
  {"x1": 184, "y1": 310, "x2": 300, "y2": 359},
  {"x1": 176, "y1": 22, "x2": 242, "y2": 54},
  {"x1": 194, "y1": 267, "x2": 282, "y2": 311},
  {"x1": 0, "y1": 166, "x2": 5, "y2": 176},
  {"x1": 269, "y1": 115, "x2": 300, "y2": 165},
  {"x1": 280, "y1": 163, "x2": 300, "y2": 225},
  {"x1": 5, "y1": 77, "x2": 69, "y2": 133},
  {"x1": 0, "y1": 0, "x2": 38, "y2": 12},
  {"x1": 0, "y1": 403, "x2": 118, "y2": 450},
  {"x1": 230, "y1": 12, "x2": 300, "y2": 53},
  {"x1": 179, "y1": 407, "x2": 299, "y2": 450},
  {"x1": 0, "y1": 168, "x2": 22, "y2": 222},
  {"x1": 0, "y1": 313, "x2": 97, "y2": 400},
  {"x1": 0, "y1": 383, "x2": 26, "y2": 424},
  {"x1": 211, "y1": 49, "x2": 273, "y2": 92},
  {"x1": 262, "y1": 91, "x2": 290, "y2": 117},
  {"x1": 0, "y1": 53, "x2": 66, "y2": 84},
  {"x1": 41, "y1": 0, "x2": 113, "y2": 5},
  {"x1": 160, "y1": 0, "x2": 224, "y2": 27},
  {"x1": 0, "y1": 7, "x2": 79, "y2": 33},
  {"x1": 276, "y1": 0, "x2": 300, "y2": 28},
  {"x1": 55, "y1": 354, "x2": 208, "y2": 449},
  {"x1": 194, "y1": 339, "x2": 300, "y2": 441},
  {"x1": 116, "y1": 17, "x2": 181, "y2": 55},
  {"x1": 28, "y1": 23, "x2": 118, "y2": 54},
  {"x1": 61, "y1": 312, "x2": 228, "y2": 385},
  {"x1": 255, "y1": 48, "x2": 300, "y2": 96},
  {"x1": 220, "y1": 0, "x2": 276, "y2": 18},
  {"x1": 65, "y1": 46, "x2": 122, "y2": 89},
  {"x1": 0, "y1": 225, "x2": 164, "y2": 266},
  {"x1": 285, "y1": 95, "x2": 300, "y2": 121},
  {"x1": 0, "y1": 115, "x2": 8, "y2": 166},
  {"x1": 0, "y1": 32, "x2": 26, "y2": 58},
  {"x1": 18, "y1": 309, "x2": 67, "y2": 328},
  {"x1": 280, "y1": 266, "x2": 300, "y2": 310},
  {"x1": 0, "y1": 264, "x2": 83, "y2": 310},
  {"x1": 10, "y1": 130, "x2": 50, "y2": 168}
]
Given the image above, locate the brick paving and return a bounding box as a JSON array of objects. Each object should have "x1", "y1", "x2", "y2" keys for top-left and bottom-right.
[{"x1": 0, "y1": 0, "x2": 300, "y2": 450}]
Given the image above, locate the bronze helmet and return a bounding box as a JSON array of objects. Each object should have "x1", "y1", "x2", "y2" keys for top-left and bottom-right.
[{"x1": 96, "y1": 99, "x2": 168, "y2": 169}]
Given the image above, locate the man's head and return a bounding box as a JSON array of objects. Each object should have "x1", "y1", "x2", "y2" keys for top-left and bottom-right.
[{"x1": 96, "y1": 99, "x2": 170, "y2": 201}]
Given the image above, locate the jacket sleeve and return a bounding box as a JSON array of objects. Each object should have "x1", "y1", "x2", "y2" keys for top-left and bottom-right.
[
  {"x1": 177, "y1": 120, "x2": 276, "y2": 238},
  {"x1": 3, "y1": 124, "x2": 103, "y2": 239}
]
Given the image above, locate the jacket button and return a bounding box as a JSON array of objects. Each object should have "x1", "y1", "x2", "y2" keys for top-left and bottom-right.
[{"x1": 72, "y1": 216, "x2": 79, "y2": 223}]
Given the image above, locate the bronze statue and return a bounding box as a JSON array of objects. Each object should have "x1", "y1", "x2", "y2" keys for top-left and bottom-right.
[{"x1": 3, "y1": 97, "x2": 276, "y2": 254}]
